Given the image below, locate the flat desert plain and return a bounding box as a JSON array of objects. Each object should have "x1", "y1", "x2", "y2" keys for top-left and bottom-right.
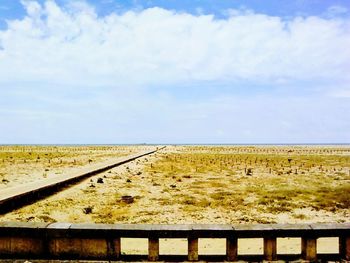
[{"x1": 0, "y1": 145, "x2": 349, "y2": 255}]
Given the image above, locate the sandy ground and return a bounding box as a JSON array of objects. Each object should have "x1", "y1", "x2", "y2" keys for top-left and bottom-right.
[
  {"x1": 0, "y1": 151, "x2": 164, "y2": 223},
  {"x1": 0, "y1": 146, "x2": 153, "y2": 190},
  {"x1": 120, "y1": 236, "x2": 339, "y2": 255},
  {"x1": 0, "y1": 145, "x2": 349, "y2": 256}
]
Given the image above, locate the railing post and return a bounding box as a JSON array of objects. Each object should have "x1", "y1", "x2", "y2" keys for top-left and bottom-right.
[
  {"x1": 188, "y1": 237, "x2": 198, "y2": 261},
  {"x1": 264, "y1": 237, "x2": 277, "y2": 261},
  {"x1": 148, "y1": 237, "x2": 159, "y2": 261},
  {"x1": 107, "y1": 238, "x2": 120, "y2": 259},
  {"x1": 226, "y1": 237, "x2": 238, "y2": 261},
  {"x1": 302, "y1": 237, "x2": 317, "y2": 262},
  {"x1": 340, "y1": 236, "x2": 350, "y2": 261}
]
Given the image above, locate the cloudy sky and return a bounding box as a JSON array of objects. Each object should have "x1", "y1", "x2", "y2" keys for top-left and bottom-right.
[{"x1": 0, "y1": 0, "x2": 349, "y2": 144}]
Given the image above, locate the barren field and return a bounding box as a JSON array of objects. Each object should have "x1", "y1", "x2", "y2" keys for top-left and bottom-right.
[
  {"x1": 0, "y1": 145, "x2": 349, "y2": 256},
  {"x1": 0, "y1": 145, "x2": 349, "y2": 224},
  {"x1": 0, "y1": 145, "x2": 152, "y2": 190}
]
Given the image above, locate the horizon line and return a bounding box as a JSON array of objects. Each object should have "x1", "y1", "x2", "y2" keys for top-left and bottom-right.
[{"x1": 0, "y1": 143, "x2": 349, "y2": 146}]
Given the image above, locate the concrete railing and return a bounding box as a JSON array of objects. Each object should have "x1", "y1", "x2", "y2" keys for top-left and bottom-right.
[{"x1": 0, "y1": 222, "x2": 349, "y2": 262}]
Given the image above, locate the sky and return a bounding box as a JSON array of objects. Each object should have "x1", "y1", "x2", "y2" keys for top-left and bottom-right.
[{"x1": 0, "y1": 0, "x2": 349, "y2": 144}]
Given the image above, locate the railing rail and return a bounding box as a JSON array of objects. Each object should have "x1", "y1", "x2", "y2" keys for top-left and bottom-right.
[{"x1": 0, "y1": 222, "x2": 349, "y2": 261}]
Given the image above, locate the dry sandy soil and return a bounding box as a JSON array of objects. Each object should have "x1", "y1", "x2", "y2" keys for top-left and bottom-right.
[
  {"x1": 0, "y1": 145, "x2": 349, "y2": 255},
  {"x1": 0, "y1": 145, "x2": 151, "y2": 190}
]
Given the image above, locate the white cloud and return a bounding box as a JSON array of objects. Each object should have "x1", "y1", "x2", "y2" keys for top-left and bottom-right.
[
  {"x1": 0, "y1": 1, "x2": 349, "y2": 88},
  {"x1": 0, "y1": 1, "x2": 349, "y2": 143},
  {"x1": 327, "y1": 5, "x2": 349, "y2": 16}
]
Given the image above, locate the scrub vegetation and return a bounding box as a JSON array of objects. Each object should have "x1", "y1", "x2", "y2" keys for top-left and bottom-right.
[{"x1": 0, "y1": 145, "x2": 349, "y2": 224}]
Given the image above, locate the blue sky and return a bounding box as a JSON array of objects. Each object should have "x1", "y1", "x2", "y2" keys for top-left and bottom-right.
[
  {"x1": 0, "y1": 1, "x2": 349, "y2": 144},
  {"x1": 1, "y1": 0, "x2": 350, "y2": 20}
]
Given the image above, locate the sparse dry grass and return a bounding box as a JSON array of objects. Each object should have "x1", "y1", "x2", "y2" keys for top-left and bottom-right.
[
  {"x1": 0, "y1": 145, "x2": 349, "y2": 224},
  {"x1": 0, "y1": 145, "x2": 149, "y2": 189},
  {"x1": 142, "y1": 146, "x2": 350, "y2": 222}
]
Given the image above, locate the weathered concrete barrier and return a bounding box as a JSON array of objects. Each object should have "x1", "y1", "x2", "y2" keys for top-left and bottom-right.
[
  {"x1": 0, "y1": 222, "x2": 349, "y2": 262},
  {"x1": 0, "y1": 147, "x2": 164, "y2": 214}
]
